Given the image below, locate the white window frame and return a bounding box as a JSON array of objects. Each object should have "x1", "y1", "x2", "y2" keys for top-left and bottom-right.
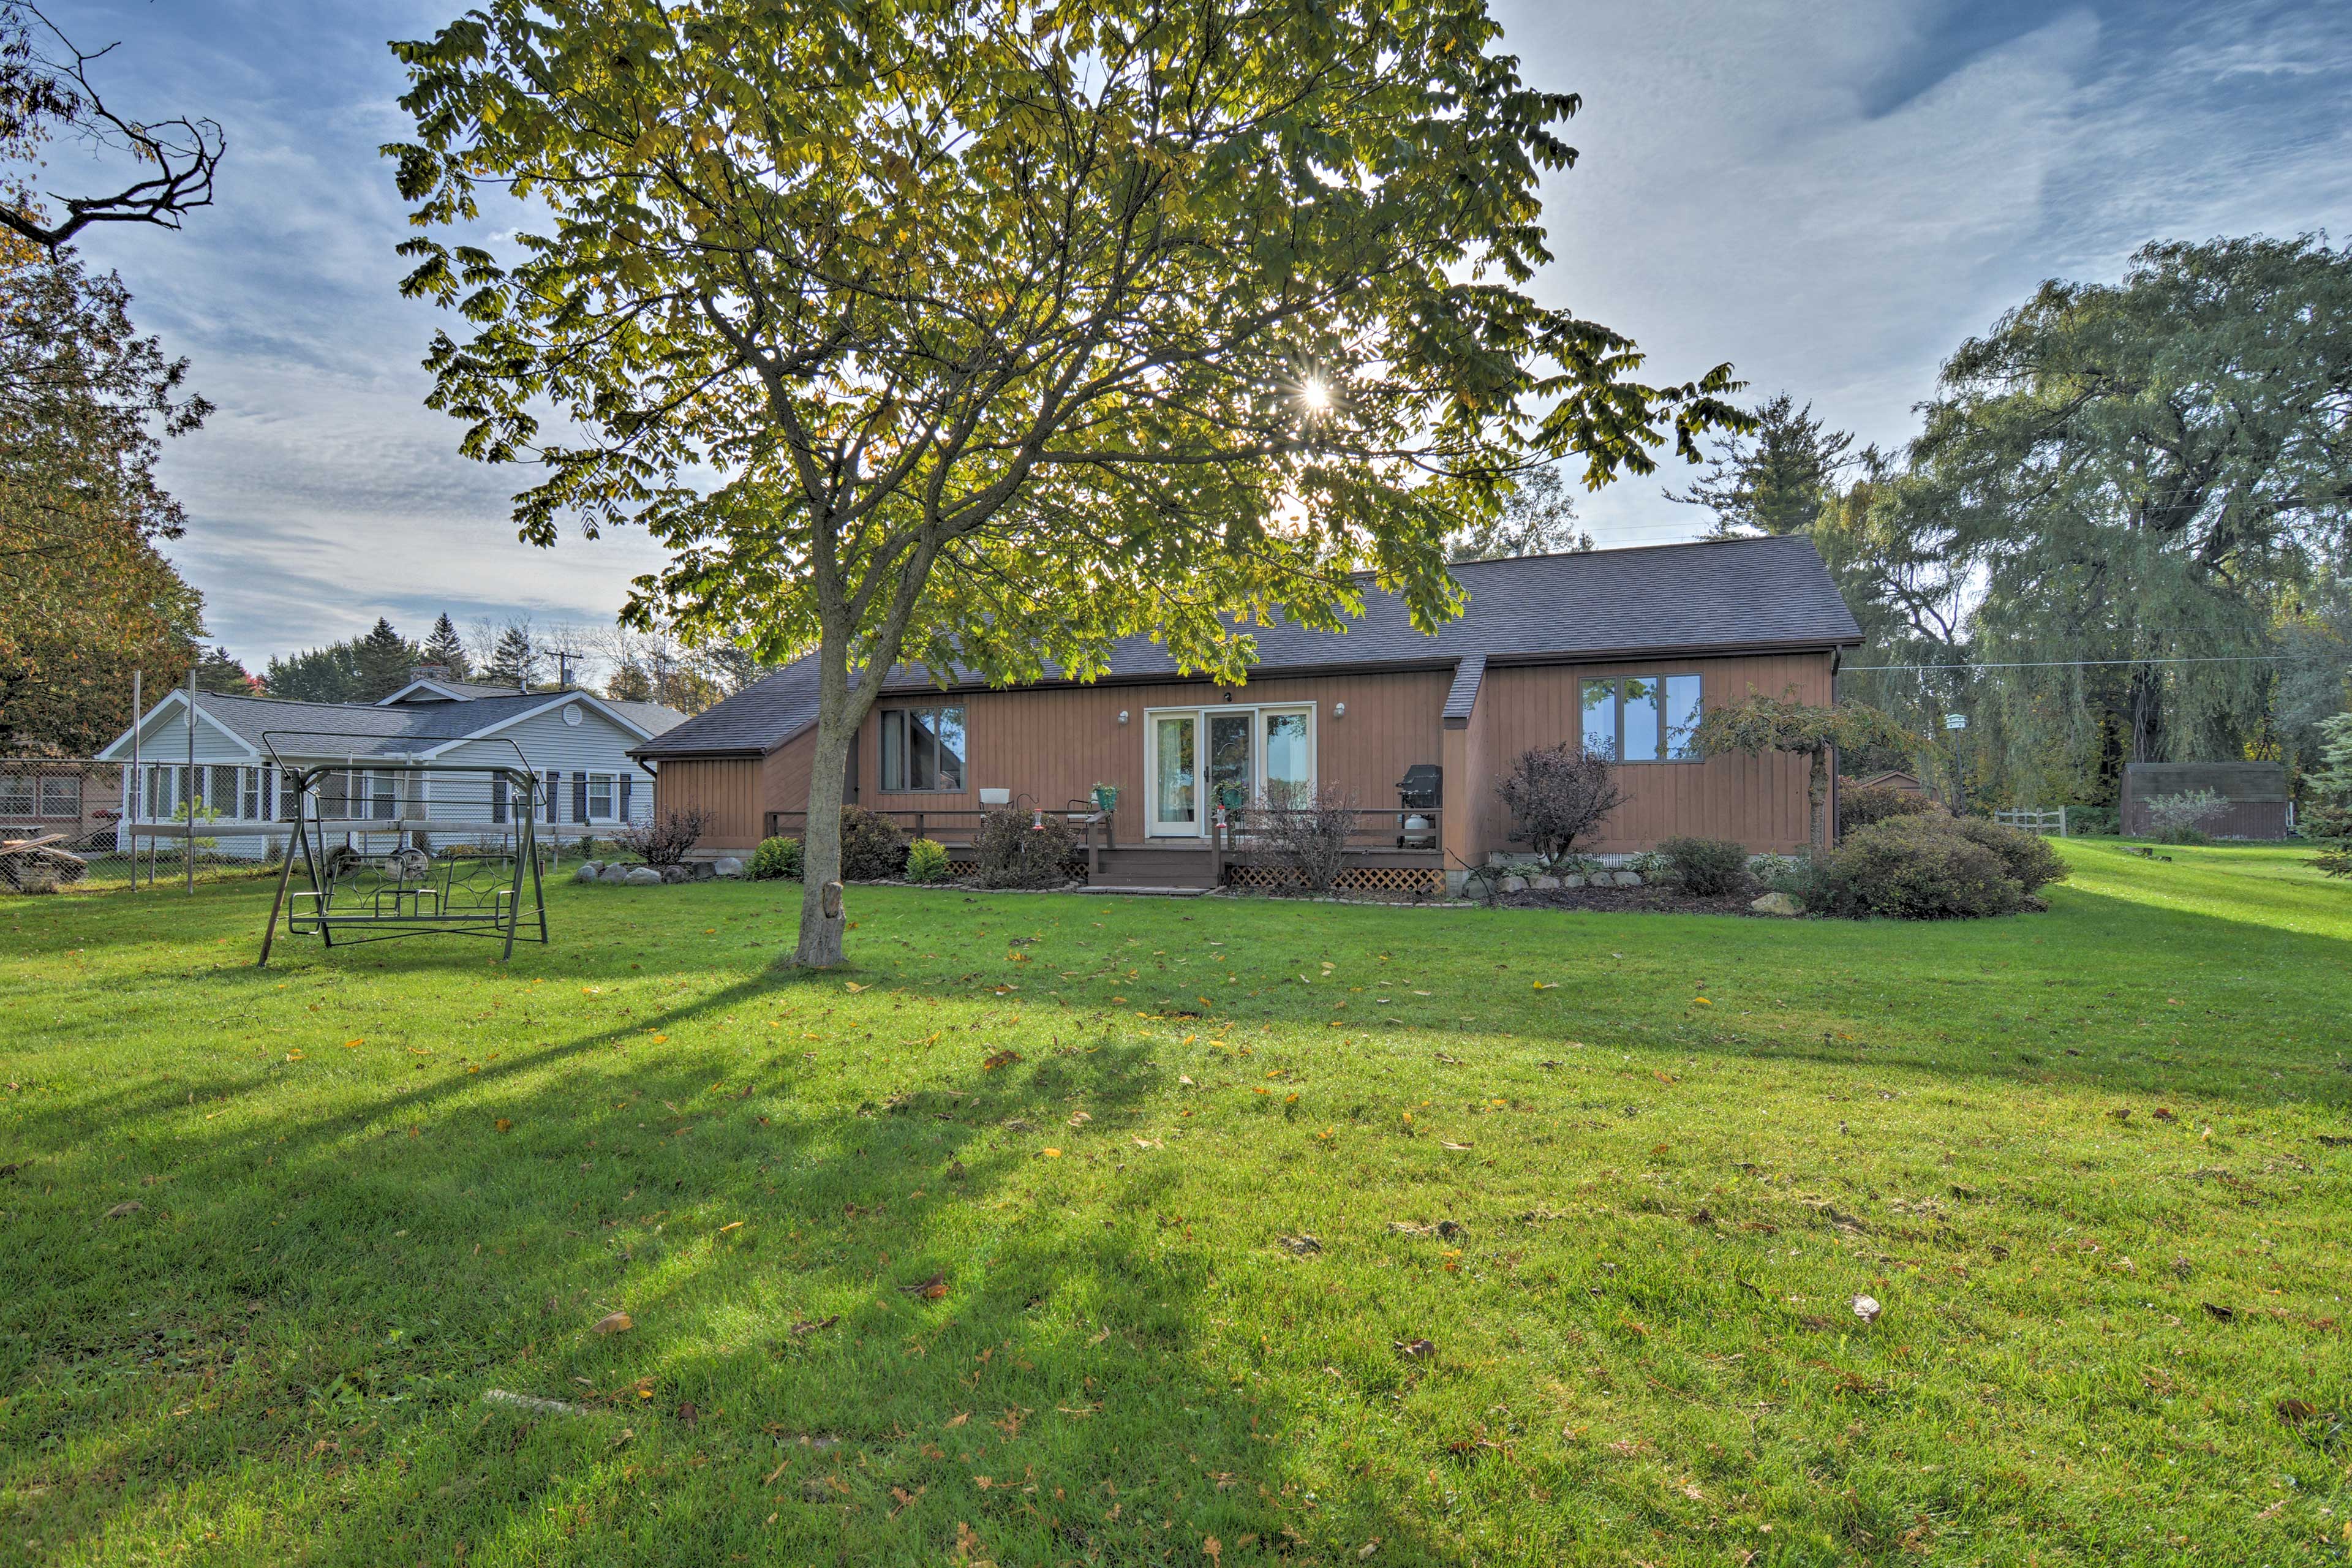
[
  {"x1": 1142, "y1": 702, "x2": 1318, "y2": 839},
  {"x1": 0, "y1": 771, "x2": 32, "y2": 818},
  {"x1": 586, "y1": 771, "x2": 617, "y2": 821}
]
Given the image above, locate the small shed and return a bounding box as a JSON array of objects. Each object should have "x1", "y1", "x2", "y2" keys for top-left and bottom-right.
[
  {"x1": 1855, "y1": 769, "x2": 1928, "y2": 797},
  {"x1": 2121, "y1": 761, "x2": 2289, "y2": 840}
]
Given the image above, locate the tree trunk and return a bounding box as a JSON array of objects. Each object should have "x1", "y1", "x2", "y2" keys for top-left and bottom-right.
[
  {"x1": 1807, "y1": 747, "x2": 1828, "y2": 856},
  {"x1": 2127, "y1": 663, "x2": 2164, "y2": 764},
  {"x1": 790, "y1": 637, "x2": 862, "y2": 968}
]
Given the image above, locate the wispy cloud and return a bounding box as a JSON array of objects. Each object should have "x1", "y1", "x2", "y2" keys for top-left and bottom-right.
[{"x1": 58, "y1": 0, "x2": 2352, "y2": 650}]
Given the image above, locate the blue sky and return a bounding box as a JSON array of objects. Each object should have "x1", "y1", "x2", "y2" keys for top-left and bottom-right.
[{"x1": 56, "y1": 0, "x2": 2352, "y2": 671}]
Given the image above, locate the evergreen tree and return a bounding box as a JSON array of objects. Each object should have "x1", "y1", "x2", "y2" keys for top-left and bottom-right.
[
  {"x1": 353, "y1": 617, "x2": 420, "y2": 701},
  {"x1": 421, "y1": 612, "x2": 472, "y2": 679},
  {"x1": 483, "y1": 620, "x2": 539, "y2": 690},
  {"x1": 192, "y1": 646, "x2": 251, "y2": 695},
  {"x1": 259, "y1": 641, "x2": 366, "y2": 704},
  {"x1": 1665, "y1": 393, "x2": 1857, "y2": 540}
]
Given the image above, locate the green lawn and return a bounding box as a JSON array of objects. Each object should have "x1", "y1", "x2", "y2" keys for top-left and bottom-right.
[{"x1": 2, "y1": 842, "x2": 2346, "y2": 1566}]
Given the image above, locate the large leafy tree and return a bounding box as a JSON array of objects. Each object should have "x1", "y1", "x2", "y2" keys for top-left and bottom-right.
[
  {"x1": 390, "y1": 0, "x2": 1744, "y2": 967},
  {"x1": 1911, "y1": 236, "x2": 2352, "y2": 786},
  {"x1": 1447, "y1": 462, "x2": 1591, "y2": 562},
  {"x1": 0, "y1": 256, "x2": 210, "y2": 751}
]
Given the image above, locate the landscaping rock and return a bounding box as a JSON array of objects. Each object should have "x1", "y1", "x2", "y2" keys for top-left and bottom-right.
[
  {"x1": 573, "y1": 864, "x2": 601, "y2": 883},
  {"x1": 1559, "y1": 873, "x2": 1586, "y2": 888},
  {"x1": 658, "y1": 864, "x2": 692, "y2": 884},
  {"x1": 1501, "y1": 875, "x2": 1528, "y2": 893},
  {"x1": 712, "y1": 857, "x2": 745, "y2": 879},
  {"x1": 579, "y1": 859, "x2": 603, "y2": 876},
  {"x1": 1751, "y1": 891, "x2": 1804, "y2": 916},
  {"x1": 1530, "y1": 875, "x2": 1560, "y2": 891},
  {"x1": 623, "y1": 867, "x2": 663, "y2": 886},
  {"x1": 1612, "y1": 870, "x2": 1643, "y2": 886}
]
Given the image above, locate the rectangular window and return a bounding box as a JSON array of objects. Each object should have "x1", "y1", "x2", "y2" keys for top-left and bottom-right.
[
  {"x1": 240, "y1": 768, "x2": 261, "y2": 820},
  {"x1": 1581, "y1": 674, "x2": 1705, "y2": 763},
  {"x1": 0, "y1": 772, "x2": 31, "y2": 816},
  {"x1": 371, "y1": 772, "x2": 397, "y2": 821},
  {"x1": 211, "y1": 765, "x2": 242, "y2": 815},
  {"x1": 587, "y1": 772, "x2": 615, "y2": 821},
  {"x1": 39, "y1": 774, "x2": 81, "y2": 817},
  {"x1": 279, "y1": 769, "x2": 302, "y2": 821},
  {"x1": 879, "y1": 705, "x2": 967, "y2": 791},
  {"x1": 491, "y1": 775, "x2": 509, "y2": 824}
]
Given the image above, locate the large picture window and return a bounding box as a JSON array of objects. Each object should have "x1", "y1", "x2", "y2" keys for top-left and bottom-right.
[
  {"x1": 880, "y1": 705, "x2": 966, "y2": 791},
  {"x1": 1581, "y1": 674, "x2": 1703, "y2": 762}
]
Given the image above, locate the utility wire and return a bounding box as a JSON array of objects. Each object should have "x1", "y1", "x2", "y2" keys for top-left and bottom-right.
[{"x1": 1844, "y1": 655, "x2": 2282, "y2": 672}]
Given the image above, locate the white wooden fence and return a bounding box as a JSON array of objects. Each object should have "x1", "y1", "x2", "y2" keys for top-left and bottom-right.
[{"x1": 1993, "y1": 807, "x2": 2070, "y2": 836}]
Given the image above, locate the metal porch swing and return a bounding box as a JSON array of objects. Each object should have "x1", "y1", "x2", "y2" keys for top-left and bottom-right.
[{"x1": 256, "y1": 733, "x2": 549, "y2": 967}]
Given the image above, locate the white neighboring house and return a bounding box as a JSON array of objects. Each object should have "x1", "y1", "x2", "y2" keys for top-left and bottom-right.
[{"x1": 94, "y1": 671, "x2": 687, "y2": 858}]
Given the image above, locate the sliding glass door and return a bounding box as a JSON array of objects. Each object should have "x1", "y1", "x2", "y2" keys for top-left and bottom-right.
[{"x1": 1145, "y1": 704, "x2": 1316, "y2": 837}]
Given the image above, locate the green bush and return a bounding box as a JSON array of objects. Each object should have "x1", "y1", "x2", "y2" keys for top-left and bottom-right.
[
  {"x1": 1810, "y1": 815, "x2": 2026, "y2": 920},
  {"x1": 973, "y1": 806, "x2": 1079, "y2": 888},
  {"x1": 1656, "y1": 835, "x2": 1751, "y2": 896},
  {"x1": 1837, "y1": 780, "x2": 1940, "y2": 834},
  {"x1": 904, "y1": 837, "x2": 951, "y2": 884},
  {"x1": 838, "y1": 807, "x2": 908, "y2": 881},
  {"x1": 749, "y1": 835, "x2": 803, "y2": 881},
  {"x1": 2063, "y1": 805, "x2": 2118, "y2": 836},
  {"x1": 1944, "y1": 816, "x2": 2066, "y2": 892}
]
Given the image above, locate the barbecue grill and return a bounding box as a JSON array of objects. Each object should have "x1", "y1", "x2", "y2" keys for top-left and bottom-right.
[{"x1": 1396, "y1": 764, "x2": 1441, "y2": 847}]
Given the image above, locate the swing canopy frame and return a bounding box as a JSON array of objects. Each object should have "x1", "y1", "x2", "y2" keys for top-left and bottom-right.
[{"x1": 256, "y1": 734, "x2": 549, "y2": 966}]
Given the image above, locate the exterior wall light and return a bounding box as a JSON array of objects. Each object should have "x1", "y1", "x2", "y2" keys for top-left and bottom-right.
[
  {"x1": 1117, "y1": 709, "x2": 1129, "y2": 724},
  {"x1": 1333, "y1": 703, "x2": 1346, "y2": 718}
]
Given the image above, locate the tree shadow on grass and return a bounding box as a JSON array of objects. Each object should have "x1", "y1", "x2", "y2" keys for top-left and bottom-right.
[{"x1": 4, "y1": 1006, "x2": 1467, "y2": 1564}]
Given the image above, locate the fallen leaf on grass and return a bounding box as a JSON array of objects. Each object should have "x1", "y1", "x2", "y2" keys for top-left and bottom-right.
[
  {"x1": 1041, "y1": 1147, "x2": 1063, "y2": 1158},
  {"x1": 103, "y1": 1200, "x2": 143, "y2": 1219},
  {"x1": 1439, "y1": 1141, "x2": 1473, "y2": 1152},
  {"x1": 592, "y1": 1311, "x2": 633, "y2": 1335},
  {"x1": 285, "y1": 1050, "x2": 305, "y2": 1061},
  {"x1": 343, "y1": 1038, "x2": 363, "y2": 1048},
  {"x1": 946, "y1": 1410, "x2": 970, "y2": 1427},
  {"x1": 494, "y1": 1118, "x2": 513, "y2": 1133},
  {"x1": 1394, "y1": 1338, "x2": 1435, "y2": 1360},
  {"x1": 981, "y1": 1049, "x2": 1021, "y2": 1071},
  {"x1": 1278, "y1": 1234, "x2": 1322, "y2": 1256},
  {"x1": 2276, "y1": 1398, "x2": 2318, "y2": 1424},
  {"x1": 900, "y1": 1272, "x2": 949, "y2": 1300},
  {"x1": 1852, "y1": 1294, "x2": 1882, "y2": 1324},
  {"x1": 788, "y1": 1314, "x2": 839, "y2": 1338},
  {"x1": 843, "y1": 982, "x2": 869, "y2": 993},
  {"x1": 2202, "y1": 1302, "x2": 2236, "y2": 1322}
]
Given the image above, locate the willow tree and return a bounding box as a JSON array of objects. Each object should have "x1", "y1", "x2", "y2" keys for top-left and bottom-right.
[
  {"x1": 388, "y1": 0, "x2": 1743, "y2": 967},
  {"x1": 1912, "y1": 236, "x2": 2352, "y2": 794}
]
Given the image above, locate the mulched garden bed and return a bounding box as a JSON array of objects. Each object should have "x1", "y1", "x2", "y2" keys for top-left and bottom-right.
[{"x1": 1494, "y1": 881, "x2": 1768, "y2": 916}]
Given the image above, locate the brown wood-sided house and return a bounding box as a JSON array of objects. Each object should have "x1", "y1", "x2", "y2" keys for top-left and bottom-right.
[{"x1": 635, "y1": 537, "x2": 1865, "y2": 894}]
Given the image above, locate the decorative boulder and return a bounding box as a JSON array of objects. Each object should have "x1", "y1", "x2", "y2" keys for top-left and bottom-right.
[
  {"x1": 659, "y1": 864, "x2": 692, "y2": 884},
  {"x1": 1560, "y1": 874, "x2": 1586, "y2": 889},
  {"x1": 1612, "y1": 870, "x2": 1643, "y2": 886},
  {"x1": 579, "y1": 860, "x2": 603, "y2": 876},
  {"x1": 712, "y1": 857, "x2": 746, "y2": 879},
  {"x1": 1530, "y1": 875, "x2": 1561, "y2": 891},
  {"x1": 573, "y1": 864, "x2": 601, "y2": 883},
  {"x1": 623, "y1": 867, "x2": 663, "y2": 886},
  {"x1": 1751, "y1": 891, "x2": 1804, "y2": 916},
  {"x1": 1499, "y1": 875, "x2": 1527, "y2": 893}
]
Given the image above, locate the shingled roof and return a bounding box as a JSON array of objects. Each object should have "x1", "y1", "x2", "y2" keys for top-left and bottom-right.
[
  {"x1": 636, "y1": 535, "x2": 1863, "y2": 759},
  {"x1": 102, "y1": 688, "x2": 688, "y2": 761}
]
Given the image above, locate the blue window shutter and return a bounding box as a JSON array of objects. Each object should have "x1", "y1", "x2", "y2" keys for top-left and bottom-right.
[
  {"x1": 620, "y1": 775, "x2": 634, "y2": 820},
  {"x1": 492, "y1": 776, "x2": 507, "y2": 824},
  {"x1": 544, "y1": 771, "x2": 559, "y2": 823},
  {"x1": 573, "y1": 774, "x2": 588, "y2": 821}
]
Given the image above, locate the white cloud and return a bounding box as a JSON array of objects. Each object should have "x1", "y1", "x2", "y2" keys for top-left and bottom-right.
[{"x1": 55, "y1": 0, "x2": 2352, "y2": 650}]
